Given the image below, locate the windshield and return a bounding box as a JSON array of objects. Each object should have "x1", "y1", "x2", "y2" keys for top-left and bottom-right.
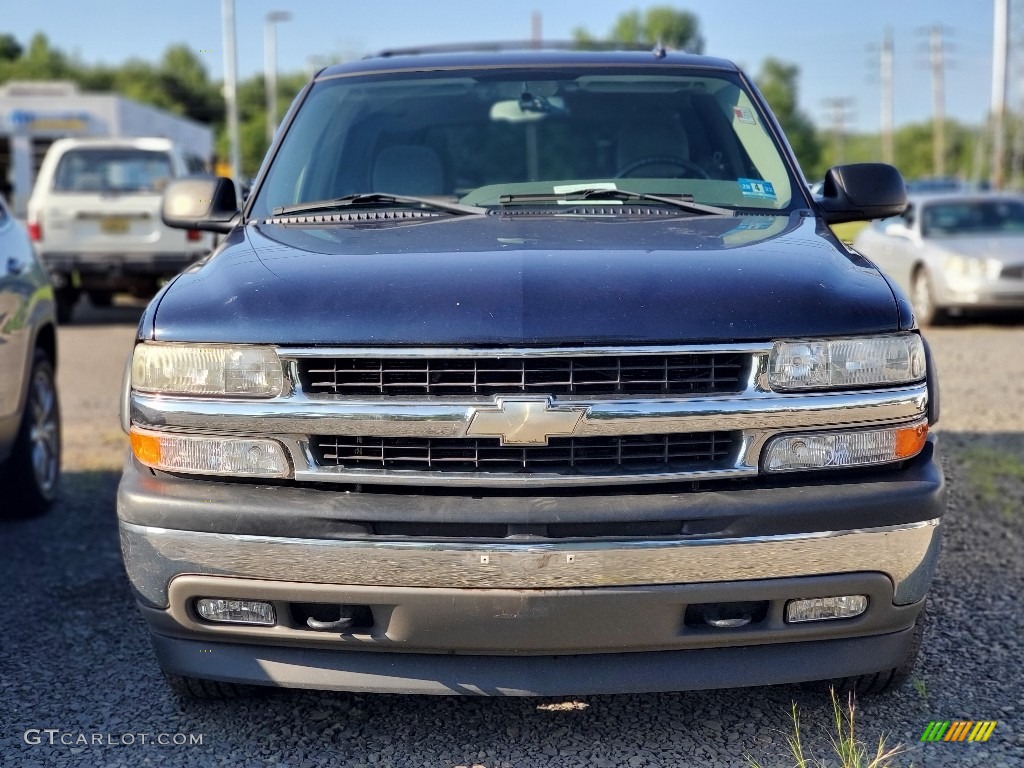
[
  {"x1": 251, "y1": 67, "x2": 800, "y2": 218},
  {"x1": 921, "y1": 199, "x2": 1024, "y2": 237},
  {"x1": 53, "y1": 148, "x2": 173, "y2": 193}
]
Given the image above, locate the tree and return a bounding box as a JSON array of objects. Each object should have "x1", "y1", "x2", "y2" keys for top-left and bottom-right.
[
  {"x1": 575, "y1": 6, "x2": 704, "y2": 53},
  {"x1": 0, "y1": 33, "x2": 72, "y2": 81},
  {"x1": 755, "y1": 58, "x2": 822, "y2": 178},
  {"x1": 0, "y1": 34, "x2": 22, "y2": 62},
  {"x1": 159, "y1": 45, "x2": 223, "y2": 125}
]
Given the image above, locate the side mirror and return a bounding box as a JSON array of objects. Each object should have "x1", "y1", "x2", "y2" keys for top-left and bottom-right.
[
  {"x1": 817, "y1": 163, "x2": 907, "y2": 224},
  {"x1": 161, "y1": 176, "x2": 239, "y2": 233}
]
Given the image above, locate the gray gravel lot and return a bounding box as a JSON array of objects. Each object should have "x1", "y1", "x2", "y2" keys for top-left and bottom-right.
[{"x1": 1, "y1": 305, "x2": 1022, "y2": 767}]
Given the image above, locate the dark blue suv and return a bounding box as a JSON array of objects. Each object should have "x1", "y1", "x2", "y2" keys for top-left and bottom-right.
[{"x1": 118, "y1": 48, "x2": 942, "y2": 699}]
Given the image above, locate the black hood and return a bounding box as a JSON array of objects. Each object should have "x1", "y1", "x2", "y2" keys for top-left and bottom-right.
[{"x1": 150, "y1": 213, "x2": 900, "y2": 345}]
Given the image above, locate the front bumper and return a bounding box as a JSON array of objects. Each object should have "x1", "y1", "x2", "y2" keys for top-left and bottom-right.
[
  {"x1": 934, "y1": 273, "x2": 1024, "y2": 309},
  {"x1": 149, "y1": 625, "x2": 921, "y2": 696},
  {"x1": 118, "y1": 440, "x2": 943, "y2": 693}
]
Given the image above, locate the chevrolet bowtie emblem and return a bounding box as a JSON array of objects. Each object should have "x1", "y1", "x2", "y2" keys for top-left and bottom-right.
[{"x1": 466, "y1": 398, "x2": 589, "y2": 446}]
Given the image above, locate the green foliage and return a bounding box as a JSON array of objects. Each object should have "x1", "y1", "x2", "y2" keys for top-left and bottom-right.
[
  {"x1": 0, "y1": 34, "x2": 22, "y2": 62},
  {"x1": 575, "y1": 6, "x2": 704, "y2": 52},
  {"x1": 0, "y1": 33, "x2": 73, "y2": 81},
  {"x1": 755, "y1": 58, "x2": 822, "y2": 179},
  {"x1": 814, "y1": 120, "x2": 982, "y2": 183}
]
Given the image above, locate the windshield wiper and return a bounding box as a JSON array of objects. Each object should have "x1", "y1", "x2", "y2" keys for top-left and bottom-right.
[
  {"x1": 498, "y1": 188, "x2": 734, "y2": 216},
  {"x1": 273, "y1": 193, "x2": 486, "y2": 217}
]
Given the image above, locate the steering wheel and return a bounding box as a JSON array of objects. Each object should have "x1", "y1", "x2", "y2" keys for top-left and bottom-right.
[{"x1": 616, "y1": 156, "x2": 711, "y2": 180}]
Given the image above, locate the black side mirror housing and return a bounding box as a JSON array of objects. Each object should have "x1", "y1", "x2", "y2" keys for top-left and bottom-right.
[
  {"x1": 161, "y1": 176, "x2": 239, "y2": 233},
  {"x1": 816, "y1": 163, "x2": 907, "y2": 224}
]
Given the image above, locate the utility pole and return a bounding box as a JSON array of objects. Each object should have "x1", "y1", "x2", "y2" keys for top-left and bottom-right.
[
  {"x1": 880, "y1": 28, "x2": 895, "y2": 165},
  {"x1": 531, "y1": 11, "x2": 542, "y2": 48},
  {"x1": 991, "y1": 0, "x2": 1010, "y2": 189},
  {"x1": 1011, "y1": 30, "x2": 1024, "y2": 189},
  {"x1": 929, "y1": 25, "x2": 946, "y2": 176},
  {"x1": 221, "y1": 0, "x2": 241, "y2": 194},
  {"x1": 823, "y1": 98, "x2": 855, "y2": 164},
  {"x1": 265, "y1": 11, "x2": 292, "y2": 145}
]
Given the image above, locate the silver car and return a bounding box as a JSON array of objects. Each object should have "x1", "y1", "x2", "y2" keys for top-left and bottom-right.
[
  {"x1": 853, "y1": 193, "x2": 1024, "y2": 324},
  {"x1": 0, "y1": 195, "x2": 60, "y2": 516}
]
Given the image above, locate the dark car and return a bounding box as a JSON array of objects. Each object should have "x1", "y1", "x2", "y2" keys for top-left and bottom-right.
[
  {"x1": 118, "y1": 48, "x2": 943, "y2": 699},
  {"x1": 0, "y1": 195, "x2": 60, "y2": 516}
]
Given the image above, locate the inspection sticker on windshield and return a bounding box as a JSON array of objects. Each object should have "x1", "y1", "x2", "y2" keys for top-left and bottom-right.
[
  {"x1": 738, "y1": 178, "x2": 776, "y2": 200},
  {"x1": 733, "y1": 106, "x2": 756, "y2": 125}
]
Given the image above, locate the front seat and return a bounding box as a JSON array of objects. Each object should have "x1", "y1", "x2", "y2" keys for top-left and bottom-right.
[
  {"x1": 615, "y1": 123, "x2": 697, "y2": 178},
  {"x1": 371, "y1": 145, "x2": 445, "y2": 196}
]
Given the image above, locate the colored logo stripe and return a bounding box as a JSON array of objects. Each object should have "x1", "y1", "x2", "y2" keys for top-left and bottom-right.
[
  {"x1": 921, "y1": 721, "x2": 950, "y2": 742},
  {"x1": 944, "y1": 721, "x2": 973, "y2": 741},
  {"x1": 969, "y1": 722, "x2": 998, "y2": 742},
  {"x1": 921, "y1": 720, "x2": 997, "y2": 742}
]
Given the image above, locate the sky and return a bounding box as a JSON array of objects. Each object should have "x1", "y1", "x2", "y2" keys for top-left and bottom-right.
[{"x1": 3, "y1": 0, "x2": 1011, "y2": 134}]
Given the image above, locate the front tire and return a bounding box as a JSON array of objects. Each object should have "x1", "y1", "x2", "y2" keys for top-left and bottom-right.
[
  {"x1": 0, "y1": 350, "x2": 61, "y2": 517},
  {"x1": 163, "y1": 672, "x2": 264, "y2": 700},
  {"x1": 54, "y1": 287, "x2": 80, "y2": 324},
  {"x1": 911, "y1": 269, "x2": 946, "y2": 327},
  {"x1": 88, "y1": 290, "x2": 114, "y2": 308}
]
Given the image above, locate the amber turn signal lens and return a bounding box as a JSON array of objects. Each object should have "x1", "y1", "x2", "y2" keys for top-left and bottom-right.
[
  {"x1": 895, "y1": 423, "x2": 928, "y2": 459},
  {"x1": 130, "y1": 430, "x2": 162, "y2": 466}
]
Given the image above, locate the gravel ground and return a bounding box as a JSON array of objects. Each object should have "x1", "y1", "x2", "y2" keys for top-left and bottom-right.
[{"x1": 1, "y1": 305, "x2": 1022, "y2": 767}]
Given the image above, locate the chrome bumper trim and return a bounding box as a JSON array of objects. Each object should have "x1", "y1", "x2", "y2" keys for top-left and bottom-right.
[
  {"x1": 130, "y1": 384, "x2": 929, "y2": 439},
  {"x1": 120, "y1": 518, "x2": 941, "y2": 608},
  {"x1": 277, "y1": 343, "x2": 775, "y2": 358}
]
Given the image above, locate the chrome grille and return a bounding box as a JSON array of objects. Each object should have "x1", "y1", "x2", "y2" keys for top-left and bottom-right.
[
  {"x1": 312, "y1": 432, "x2": 737, "y2": 474},
  {"x1": 298, "y1": 353, "x2": 749, "y2": 397}
]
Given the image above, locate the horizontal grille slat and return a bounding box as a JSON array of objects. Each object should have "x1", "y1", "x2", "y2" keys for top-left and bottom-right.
[
  {"x1": 298, "y1": 353, "x2": 749, "y2": 397},
  {"x1": 312, "y1": 432, "x2": 737, "y2": 475}
]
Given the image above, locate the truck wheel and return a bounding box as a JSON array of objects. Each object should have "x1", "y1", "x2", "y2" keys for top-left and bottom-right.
[
  {"x1": 832, "y1": 605, "x2": 927, "y2": 696},
  {"x1": 55, "y1": 287, "x2": 80, "y2": 324},
  {"x1": 163, "y1": 672, "x2": 264, "y2": 700},
  {"x1": 88, "y1": 290, "x2": 114, "y2": 308},
  {"x1": 911, "y1": 269, "x2": 946, "y2": 327},
  {"x1": 0, "y1": 350, "x2": 61, "y2": 518}
]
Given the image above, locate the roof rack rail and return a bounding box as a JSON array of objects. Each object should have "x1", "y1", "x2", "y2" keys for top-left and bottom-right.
[{"x1": 368, "y1": 41, "x2": 670, "y2": 59}]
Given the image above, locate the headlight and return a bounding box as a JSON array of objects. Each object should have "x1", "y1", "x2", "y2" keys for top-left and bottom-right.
[
  {"x1": 943, "y1": 255, "x2": 1001, "y2": 282},
  {"x1": 763, "y1": 421, "x2": 928, "y2": 473},
  {"x1": 130, "y1": 428, "x2": 290, "y2": 477},
  {"x1": 768, "y1": 334, "x2": 925, "y2": 391},
  {"x1": 131, "y1": 343, "x2": 284, "y2": 397}
]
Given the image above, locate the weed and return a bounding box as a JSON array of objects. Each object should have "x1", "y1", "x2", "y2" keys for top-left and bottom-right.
[{"x1": 746, "y1": 688, "x2": 910, "y2": 768}]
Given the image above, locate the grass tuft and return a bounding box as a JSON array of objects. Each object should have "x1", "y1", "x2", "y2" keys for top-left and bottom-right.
[
  {"x1": 958, "y1": 445, "x2": 1024, "y2": 519},
  {"x1": 746, "y1": 688, "x2": 910, "y2": 768}
]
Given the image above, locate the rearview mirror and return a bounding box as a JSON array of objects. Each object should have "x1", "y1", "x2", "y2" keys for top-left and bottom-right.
[
  {"x1": 816, "y1": 163, "x2": 907, "y2": 224},
  {"x1": 161, "y1": 176, "x2": 238, "y2": 233}
]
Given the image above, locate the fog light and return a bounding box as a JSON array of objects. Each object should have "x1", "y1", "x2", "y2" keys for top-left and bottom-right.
[
  {"x1": 196, "y1": 598, "x2": 276, "y2": 626},
  {"x1": 786, "y1": 595, "x2": 868, "y2": 623}
]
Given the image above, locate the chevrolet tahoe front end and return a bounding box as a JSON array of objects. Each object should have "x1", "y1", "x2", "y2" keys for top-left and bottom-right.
[{"x1": 116, "y1": 49, "x2": 944, "y2": 698}]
